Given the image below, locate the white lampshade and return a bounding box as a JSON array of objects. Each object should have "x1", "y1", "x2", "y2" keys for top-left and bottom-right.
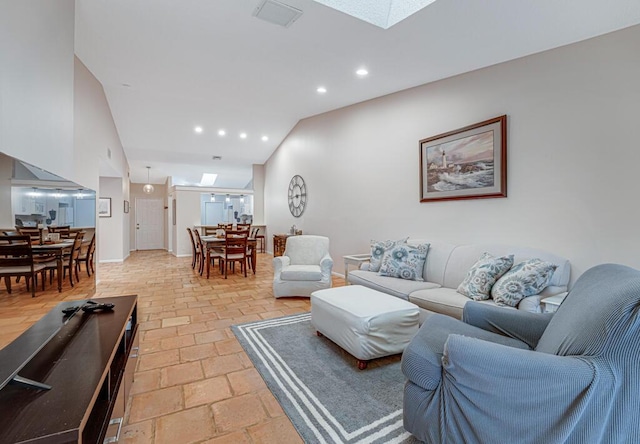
[{"x1": 143, "y1": 183, "x2": 154, "y2": 194}]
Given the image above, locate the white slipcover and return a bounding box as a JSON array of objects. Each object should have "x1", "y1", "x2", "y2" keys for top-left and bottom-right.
[{"x1": 273, "y1": 235, "x2": 333, "y2": 298}]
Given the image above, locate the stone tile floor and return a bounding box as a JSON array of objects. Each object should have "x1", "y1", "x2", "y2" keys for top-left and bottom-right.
[{"x1": 0, "y1": 250, "x2": 346, "y2": 443}]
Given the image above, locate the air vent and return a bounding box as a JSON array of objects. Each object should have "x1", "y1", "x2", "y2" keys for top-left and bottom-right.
[
  {"x1": 212, "y1": 155, "x2": 222, "y2": 161},
  {"x1": 253, "y1": 0, "x2": 303, "y2": 28}
]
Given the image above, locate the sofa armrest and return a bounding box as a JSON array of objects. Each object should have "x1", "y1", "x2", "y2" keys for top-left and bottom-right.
[
  {"x1": 463, "y1": 302, "x2": 553, "y2": 349},
  {"x1": 320, "y1": 254, "x2": 333, "y2": 277},
  {"x1": 272, "y1": 256, "x2": 291, "y2": 277}
]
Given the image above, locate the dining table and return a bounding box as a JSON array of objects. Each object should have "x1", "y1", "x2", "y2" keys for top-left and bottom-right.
[
  {"x1": 32, "y1": 240, "x2": 74, "y2": 292},
  {"x1": 201, "y1": 235, "x2": 257, "y2": 279}
]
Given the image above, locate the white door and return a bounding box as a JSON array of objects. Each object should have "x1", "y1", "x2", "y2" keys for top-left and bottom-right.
[{"x1": 136, "y1": 198, "x2": 164, "y2": 250}]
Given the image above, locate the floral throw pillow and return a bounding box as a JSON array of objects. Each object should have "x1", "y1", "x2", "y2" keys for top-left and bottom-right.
[
  {"x1": 457, "y1": 253, "x2": 514, "y2": 301},
  {"x1": 491, "y1": 259, "x2": 558, "y2": 307},
  {"x1": 369, "y1": 238, "x2": 408, "y2": 273},
  {"x1": 378, "y1": 243, "x2": 430, "y2": 281}
]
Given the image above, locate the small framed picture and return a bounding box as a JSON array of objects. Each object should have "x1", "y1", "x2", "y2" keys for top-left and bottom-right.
[
  {"x1": 98, "y1": 197, "x2": 112, "y2": 218},
  {"x1": 124, "y1": 200, "x2": 130, "y2": 214}
]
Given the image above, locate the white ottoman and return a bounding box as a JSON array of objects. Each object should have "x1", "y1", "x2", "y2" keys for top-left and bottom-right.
[{"x1": 311, "y1": 285, "x2": 420, "y2": 369}]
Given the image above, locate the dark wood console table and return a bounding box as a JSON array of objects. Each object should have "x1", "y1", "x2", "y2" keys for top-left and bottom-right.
[{"x1": 0, "y1": 295, "x2": 138, "y2": 444}]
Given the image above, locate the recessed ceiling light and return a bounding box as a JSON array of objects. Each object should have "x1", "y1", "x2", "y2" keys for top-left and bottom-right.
[
  {"x1": 261, "y1": 136, "x2": 269, "y2": 142},
  {"x1": 240, "y1": 133, "x2": 247, "y2": 139},
  {"x1": 317, "y1": 86, "x2": 327, "y2": 94},
  {"x1": 356, "y1": 68, "x2": 369, "y2": 77},
  {"x1": 218, "y1": 129, "x2": 226, "y2": 136},
  {"x1": 194, "y1": 126, "x2": 203, "y2": 133}
]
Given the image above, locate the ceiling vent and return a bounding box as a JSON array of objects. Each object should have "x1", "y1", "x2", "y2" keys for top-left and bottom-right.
[{"x1": 253, "y1": 0, "x2": 303, "y2": 28}]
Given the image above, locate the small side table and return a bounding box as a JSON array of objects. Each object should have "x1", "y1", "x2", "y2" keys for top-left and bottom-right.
[
  {"x1": 343, "y1": 254, "x2": 371, "y2": 284},
  {"x1": 273, "y1": 234, "x2": 291, "y2": 257},
  {"x1": 541, "y1": 293, "x2": 567, "y2": 313}
]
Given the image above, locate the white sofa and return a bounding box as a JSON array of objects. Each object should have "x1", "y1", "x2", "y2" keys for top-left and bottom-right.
[{"x1": 347, "y1": 239, "x2": 571, "y2": 319}]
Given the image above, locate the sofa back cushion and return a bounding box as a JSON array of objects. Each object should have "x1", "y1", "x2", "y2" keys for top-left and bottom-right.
[
  {"x1": 407, "y1": 239, "x2": 457, "y2": 286},
  {"x1": 442, "y1": 244, "x2": 570, "y2": 297}
]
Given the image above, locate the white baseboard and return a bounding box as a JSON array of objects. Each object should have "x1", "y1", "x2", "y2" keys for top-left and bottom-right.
[
  {"x1": 99, "y1": 259, "x2": 124, "y2": 264},
  {"x1": 176, "y1": 254, "x2": 191, "y2": 258}
]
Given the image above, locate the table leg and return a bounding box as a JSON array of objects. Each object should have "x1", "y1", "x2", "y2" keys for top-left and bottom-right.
[
  {"x1": 251, "y1": 247, "x2": 256, "y2": 274},
  {"x1": 206, "y1": 248, "x2": 211, "y2": 279},
  {"x1": 57, "y1": 253, "x2": 63, "y2": 292}
]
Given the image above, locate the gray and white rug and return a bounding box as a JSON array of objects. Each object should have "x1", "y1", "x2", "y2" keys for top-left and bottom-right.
[{"x1": 232, "y1": 313, "x2": 420, "y2": 444}]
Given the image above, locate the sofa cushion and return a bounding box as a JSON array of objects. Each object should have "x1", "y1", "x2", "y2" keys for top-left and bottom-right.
[
  {"x1": 491, "y1": 259, "x2": 557, "y2": 307},
  {"x1": 378, "y1": 243, "x2": 430, "y2": 281},
  {"x1": 280, "y1": 265, "x2": 323, "y2": 281},
  {"x1": 369, "y1": 238, "x2": 408, "y2": 273},
  {"x1": 348, "y1": 270, "x2": 440, "y2": 300},
  {"x1": 410, "y1": 287, "x2": 513, "y2": 320},
  {"x1": 457, "y1": 252, "x2": 514, "y2": 301}
]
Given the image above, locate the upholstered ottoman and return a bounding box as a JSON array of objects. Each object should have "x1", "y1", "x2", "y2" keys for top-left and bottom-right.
[{"x1": 311, "y1": 285, "x2": 420, "y2": 369}]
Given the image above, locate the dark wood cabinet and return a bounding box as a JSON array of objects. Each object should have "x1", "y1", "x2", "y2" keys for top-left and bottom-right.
[{"x1": 0, "y1": 295, "x2": 138, "y2": 444}]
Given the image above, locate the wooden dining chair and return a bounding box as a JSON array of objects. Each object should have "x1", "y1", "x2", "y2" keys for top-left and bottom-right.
[
  {"x1": 0, "y1": 235, "x2": 46, "y2": 297},
  {"x1": 17, "y1": 227, "x2": 42, "y2": 244},
  {"x1": 237, "y1": 223, "x2": 251, "y2": 232},
  {"x1": 48, "y1": 225, "x2": 71, "y2": 239},
  {"x1": 213, "y1": 231, "x2": 248, "y2": 279},
  {"x1": 186, "y1": 227, "x2": 200, "y2": 270},
  {"x1": 193, "y1": 229, "x2": 207, "y2": 276},
  {"x1": 76, "y1": 232, "x2": 96, "y2": 276},
  {"x1": 43, "y1": 232, "x2": 84, "y2": 288}
]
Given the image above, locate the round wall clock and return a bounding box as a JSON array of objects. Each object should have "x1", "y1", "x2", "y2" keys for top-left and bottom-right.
[{"x1": 288, "y1": 175, "x2": 307, "y2": 217}]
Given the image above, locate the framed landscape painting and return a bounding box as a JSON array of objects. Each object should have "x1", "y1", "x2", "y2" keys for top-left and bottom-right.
[{"x1": 420, "y1": 115, "x2": 507, "y2": 202}]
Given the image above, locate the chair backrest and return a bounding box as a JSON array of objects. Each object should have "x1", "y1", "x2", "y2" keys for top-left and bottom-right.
[
  {"x1": 284, "y1": 235, "x2": 330, "y2": 265},
  {"x1": 48, "y1": 225, "x2": 71, "y2": 238},
  {"x1": 225, "y1": 231, "x2": 247, "y2": 257},
  {"x1": 68, "y1": 232, "x2": 84, "y2": 266},
  {"x1": 193, "y1": 229, "x2": 205, "y2": 253},
  {"x1": 203, "y1": 226, "x2": 217, "y2": 236},
  {"x1": 17, "y1": 227, "x2": 41, "y2": 243},
  {"x1": 536, "y1": 264, "x2": 640, "y2": 358},
  {"x1": 0, "y1": 235, "x2": 35, "y2": 269},
  {"x1": 87, "y1": 233, "x2": 96, "y2": 254},
  {"x1": 187, "y1": 227, "x2": 196, "y2": 249},
  {"x1": 237, "y1": 223, "x2": 251, "y2": 232},
  {"x1": 249, "y1": 227, "x2": 259, "y2": 238}
]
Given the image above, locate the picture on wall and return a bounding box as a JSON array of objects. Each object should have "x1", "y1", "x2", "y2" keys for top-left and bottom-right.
[
  {"x1": 98, "y1": 198, "x2": 112, "y2": 217},
  {"x1": 420, "y1": 115, "x2": 507, "y2": 202}
]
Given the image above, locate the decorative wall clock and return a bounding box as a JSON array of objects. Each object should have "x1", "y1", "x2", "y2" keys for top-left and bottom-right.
[{"x1": 288, "y1": 175, "x2": 307, "y2": 217}]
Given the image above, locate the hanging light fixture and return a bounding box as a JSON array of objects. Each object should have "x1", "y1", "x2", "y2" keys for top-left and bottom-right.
[
  {"x1": 210, "y1": 193, "x2": 215, "y2": 202},
  {"x1": 225, "y1": 194, "x2": 230, "y2": 202},
  {"x1": 143, "y1": 166, "x2": 154, "y2": 194},
  {"x1": 240, "y1": 195, "x2": 245, "y2": 203}
]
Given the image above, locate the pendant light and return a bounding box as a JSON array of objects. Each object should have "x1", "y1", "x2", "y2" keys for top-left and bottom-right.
[{"x1": 143, "y1": 166, "x2": 154, "y2": 194}]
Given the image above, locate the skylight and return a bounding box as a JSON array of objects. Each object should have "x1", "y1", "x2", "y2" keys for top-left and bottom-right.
[
  {"x1": 200, "y1": 173, "x2": 218, "y2": 186},
  {"x1": 312, "y1": 0, "x2": 437, "y2": 29}
]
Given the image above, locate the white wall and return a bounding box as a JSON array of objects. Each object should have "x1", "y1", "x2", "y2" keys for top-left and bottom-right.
[
  {"x1": 0, "y1": 154, "x2": 13, "y2": 228},
  {"x1": 264, "y1": 24, "x2": 640, "y2": 284},
  {"x1": 0, "y1": 0, "x2": 76, "y2": 184},
  {"x1": 98, "y1": 177, "x2": 125, "y2": 262},
  {"x1": 175, "y1": 189, "x2": 203, "y2": 257}
]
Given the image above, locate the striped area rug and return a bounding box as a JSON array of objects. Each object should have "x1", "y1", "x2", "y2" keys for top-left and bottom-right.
[{"x1": 232, "y1": 313, "x2": 419, "y2": 444}]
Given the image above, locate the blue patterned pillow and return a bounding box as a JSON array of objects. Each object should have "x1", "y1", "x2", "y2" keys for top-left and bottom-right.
[
  {"x1": 457, "y1": 253, "x2": 514, "y2": 301},
  {"x1": 378, "y1": 243, "x2": 430, "y2": 281},
  {"x1": 491, "y1": 259, "x2": 558, "y2": 307},
  {"x1": 369, "y1": 238, "x2": 408, "y2": 273}
]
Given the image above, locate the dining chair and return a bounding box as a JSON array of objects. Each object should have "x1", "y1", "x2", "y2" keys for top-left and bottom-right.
[
  {"x1": 76, "y1": 232, "x2": 96, "y2": 276},
  {"x1": 48, "y1": 225, "x2": 71, "y2": 239},
  {"x1": 43, "y1": 232, "x2": 83, "y2": 288},
  {"x1": 0, "y1": 235, "x2": 46, "y2": 297},
  {"x1": 17, "y1": 227, "x2": 42, "y2": 244},
  {"x1": 193, "y1": 229, "x2": 207, "y2": 276},
  {"x1": 213, "y1": 230, "x2": 248, "y2": 279},
  {"x1": 186, "y1": 228, "x2": 200, "y2": 270},
  {"x1": 203, "y1": 226, "x2": 217, "y2": 236},
  {"x1": 251, "y1": 227, "x2": 265, "y2": 253},
  {"x1": 237, "y1": 223, "x2": 251, "y2": 232}
]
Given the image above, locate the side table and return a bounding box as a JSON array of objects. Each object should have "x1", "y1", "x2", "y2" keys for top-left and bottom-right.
[
  {"x1": 343, "y1": 254, "x2": 371, "y2": 284},
  {"x1": 541, "y1": 292, "x2": 567, "y2": 313}
]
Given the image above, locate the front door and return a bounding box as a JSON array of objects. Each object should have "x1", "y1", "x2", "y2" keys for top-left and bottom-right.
[{"x1": 135, "y1": 198, "x2": 164, "y2": 250}]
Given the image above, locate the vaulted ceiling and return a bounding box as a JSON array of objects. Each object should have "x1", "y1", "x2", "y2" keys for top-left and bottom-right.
[{"x1": 74, "y1": 0, "x2": 640, "y2": 188}]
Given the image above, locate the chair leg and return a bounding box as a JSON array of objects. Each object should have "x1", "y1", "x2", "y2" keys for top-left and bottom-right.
[{"x1": 4, "y1": 276, "x2": 12, "y2": 294}]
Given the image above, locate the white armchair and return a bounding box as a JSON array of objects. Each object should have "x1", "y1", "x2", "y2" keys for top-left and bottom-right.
[{"x1": 273, "y1": 235, "x2": 333, "y2": 298}]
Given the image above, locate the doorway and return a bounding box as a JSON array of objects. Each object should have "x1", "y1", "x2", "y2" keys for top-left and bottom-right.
[{"x1": 135, "y1": 198, "x2": 164, "y2": 250}]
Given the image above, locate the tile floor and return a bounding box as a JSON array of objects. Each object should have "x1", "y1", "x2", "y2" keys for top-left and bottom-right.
[{"x1": 0, "y1": 250, "x2": 346, "y2": 443}]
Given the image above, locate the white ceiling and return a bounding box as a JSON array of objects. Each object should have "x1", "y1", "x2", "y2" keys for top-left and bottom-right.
[{"x1": 74, "y1": 0, "x2": 640, "y2": 188}]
